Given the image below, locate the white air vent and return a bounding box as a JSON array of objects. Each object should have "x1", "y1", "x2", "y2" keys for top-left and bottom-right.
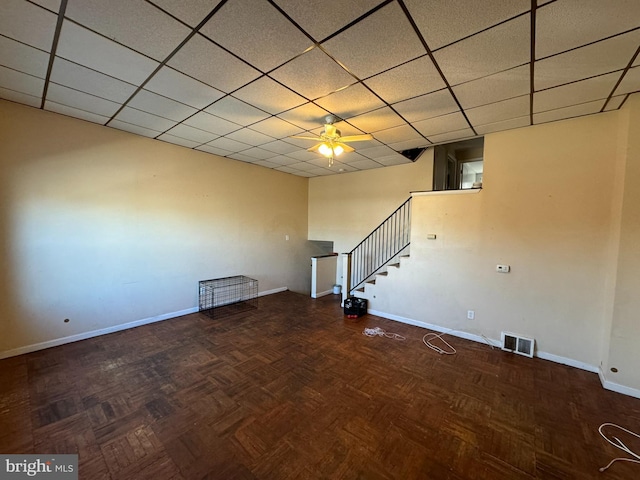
[{"x1": 501, "y1": 332, "x2": 534, "y2": 358}]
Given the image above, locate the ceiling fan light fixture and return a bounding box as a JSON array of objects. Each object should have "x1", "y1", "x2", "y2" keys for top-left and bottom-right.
[
  {"x1": 333, "y1": 145, "x2": 344, "y2": 156},
  {"x1": 318, "y1": 143, "x2": 332, "y2": 157}
]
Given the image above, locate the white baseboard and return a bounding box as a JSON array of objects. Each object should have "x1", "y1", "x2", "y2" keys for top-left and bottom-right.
[
  {"x1": 367, "y1": 308, "x2": 599, "y2": 374},
  {"x1": 598, "y1": 368, "x2": 640, "y2": 399},
  {"x1": 311, "y1": 289, "x2": 333, "y2": 299},
  {"x1": 0, "y1": 287, "x2": 288, "y2": 360}
]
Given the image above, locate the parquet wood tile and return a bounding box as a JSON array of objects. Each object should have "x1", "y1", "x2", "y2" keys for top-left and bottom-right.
[{"x1": 2, "y1": 291, "x2": 640, "y2": 479}]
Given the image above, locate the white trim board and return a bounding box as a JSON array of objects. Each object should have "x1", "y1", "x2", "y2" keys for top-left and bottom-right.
[
  {"x1": 366, "y1": 308, "x2": 599, "y2": 374},
  {"x1": 0, "y1": 287, "x2": 289, "y2": 360},
  {"x1": 598, "y1": 368, "x2": 640, "y2": 400},
  {"x1": 311, "y1": 289, "x2": 333, "y2": 299}
]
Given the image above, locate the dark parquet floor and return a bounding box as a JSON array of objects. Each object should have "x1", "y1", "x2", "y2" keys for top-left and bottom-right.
[{"x1": 1, "y1": 291, "x2": 639, "y2": 479}]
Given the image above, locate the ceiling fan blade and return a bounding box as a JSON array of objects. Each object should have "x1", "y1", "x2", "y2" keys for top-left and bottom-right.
[
  {"x1": 335, "y1": 142, "x2": 355, "y2": 153},
  {"x1": 290, "y1": 135, "x2": 322, "y2": 141},
  {"x1": 339, "y1": 134, "x2": 374, "y2": 142},
  {"x1": 307, "y1": 143, "x2": 324, "y2": 152}
]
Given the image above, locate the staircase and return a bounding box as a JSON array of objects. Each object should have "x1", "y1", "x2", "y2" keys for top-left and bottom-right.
[{"x1": 346, "y1": 197, "x2": 412, "y2": 297}]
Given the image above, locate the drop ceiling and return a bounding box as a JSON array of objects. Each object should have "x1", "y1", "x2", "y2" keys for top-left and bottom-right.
[{"x1": 1, "y1": 0, "x2": 639, "y2": 177}]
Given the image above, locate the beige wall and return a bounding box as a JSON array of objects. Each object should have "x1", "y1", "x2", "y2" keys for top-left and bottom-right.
[
  {"x1": 308, "y1": 150, "x2": 433, "y2": 253},
  {"x1": 603, "y1": 94, "x2": 640, "y2": 390},
  {"x1": 0, "y1": 100, "x2": 311, "y2": 355},
  {"x1": 308, "y1": 106, "x2": 636, "y2": 386}
]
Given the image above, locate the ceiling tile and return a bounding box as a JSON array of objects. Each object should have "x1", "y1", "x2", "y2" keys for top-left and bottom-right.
[
  {"x1": 224, "y1": 127, "x2": 275, "y2": 146},
  {"x1": 288, "y1": 161, "x2": 320, "y2": 172},
  {"x1": 389, "y1": 138, "x2": 431, "y2": 151},
  {"x1": 45, "y1": 82, "x2": 121, "y2": 117},
  {"x1": 57, "y1": 20, "x2": 159, "y2": 85},
  {"x1": 32, "y1": 0, "x2": 61, "y2": 12},
  {"x1": 0, "y1": 35, "x2": 50, "y2": 78},
  {"x1": 269, "y1": 47, "x2": 355, "y2": 100},
  {"x1": 428, "y1": 128, "x2": 475, "y2": 144},
  {"x1": 372, "y1": 124, "x2": 425, "y2": 145},
  {"x1": 347, "y1": 159, "x2": 384, "y2": 170},
  {"x1": 615, "y1": 65, "x2": 640, "y2": 96},
  {"x1": 227, "y1": 153, "x2": 257, "y2": 163},
  {"x1": 0, "y1": 87, "x2": 41, "y2": 107},
  {"x1": 475, "y1": 115, "x2": 530, "y2": 135},
  {"x1": 453, "y1": 64, "x2": 530, "y2": 109},
  {"x1": 322, "y1": 2, "x2": 425, "y2": 79},
  {"x1": 376, "y1": 154, "x2": 414, "y2": 167},
  {"x1": 205, "y1": 96, "x2": 270, "y2": 126},
  {"x1": 345, "y1": 107, "x2": 406, "y2": 133},
  {"x1": 358, "y1": 145, "x2": 399, "y2": 159},
  {"x1": 65, "y1": 0, "x2": 191, "y2": 61},
  {"x1": 239, "y1": 147, "x2": 279, "y2": 161},
  {"x1": 364, "y1": 55, "x2": 446, "y2": 104},
  {"x1": 314, "y1": 83, "x2": 385, "y2": 119},
  {"x1": 196, "y1": 144, "x2": 234, "y2": 156},
  {"x1": 264, "y1": 155, "x2": 300, "y2": 166},
  {"x1": 51, "y1": 57, "x2": 137, "y2": 103},
  {"x1": 307, "y1": 167, "x2": 337, "y2": 176},
  {"x1": 261, "y1": 140, "x2": 300, "y2": 155},
  {"x1": 45, "y1": 101, "x2": 109, "y2": 124},
  {"x1": 277, "y1": 102, "x2": 331, "y2": 131},
  {"x1": 535, "y1": 30, "x2": 640, "y2": 90},
  {"x1": 232, "y1": 76, "x2": 306, "y2": 114},
  {"x1": 536, "y1": 0, "x2": 640, "y2": 59},
  {"x1": 465, "y1": 95, "x2": 530, "y2": 126},
  {"x1": 149, "y1": 0, "x2": 222, "y2": 28},
  {"x1": 284, "y1": 150, "x2": 319, "y2": 162},
  {"x1": 145, "y1": 66, "x2": 224, "y2": 109},
  {"x1": 109, "y1": 120, "x2": 160, "y2": 138},
  {"x1": 413, "y1": 111, "x2": 469, "y2": 137},
  {"x1": 183, "y1": 111, "x2": 241, "y2": 136},
  {"x1": 534, "y1": 71, "x2": 620, "y2": 113},
  {"x1": 156, "y1": 133, "x2": 201, "y2": 148},
  {"x1": 434, "y1": 14, "x2": 530, "y2": 86},
  {"x1": 165, "y1": 123, "x2": 218, "y2": 144},
  {"x1": 273, "y1": 0, "x2": 382, "y2": 42},
  {"x1": 128, "y1": 89, "x2": 197, "y2": 122},
  {"x1": 200, "y1": 0, "x2": 312, "y2": 72},
  {"x1": 393, "y1": 88, "x2": 459, "y2": 123},
  {"x1": 251, "y1": 159, "x2": 282, "y2": 169},
  {"x1": 204, "y1": 137, "x2": 251, "y2": 153},
  {"x1": 0, "y1": 66, "x2": 44, "y2": 97},
  {"x1": 404, "y1": 0, "x2": 531, "y2": 50},
  {"x1": 0, "y1": 0, "x2": 57, "y2": 51},
  {"x1": 113, "y1": 106, "x2": 176, "y2": 133},
  {"x1": 167, "y1": 33, "x2": 261, "y2": 93},
  {"x1": 248, "y1": 117, "x2": 303, "y2": 139},
  {"x1": 604, "y1": 95, "x2": 627, "y2": 111},
  {"x1": 533, "y1": 99, "x2": 604, "y2": 124}
]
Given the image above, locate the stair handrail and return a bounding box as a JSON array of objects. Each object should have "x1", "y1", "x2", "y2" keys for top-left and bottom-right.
[{"x1": 347, "y1": 197, "x2": 412, "y2": 294}]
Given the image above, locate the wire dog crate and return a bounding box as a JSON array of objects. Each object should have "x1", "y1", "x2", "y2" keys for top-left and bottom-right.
[{"x1": 198, "y1": 275, "x2": 258, "y2": 318}]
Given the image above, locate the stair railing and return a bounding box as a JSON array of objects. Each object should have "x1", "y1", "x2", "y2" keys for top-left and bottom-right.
[{"x1": 347, "y1": 197, "x2": 412, "y2": 294}]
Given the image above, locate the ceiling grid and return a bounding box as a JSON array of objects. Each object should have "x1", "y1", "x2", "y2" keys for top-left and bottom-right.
[{"x1": 0, "y1": 0, "x2": 638, "y2": 177}]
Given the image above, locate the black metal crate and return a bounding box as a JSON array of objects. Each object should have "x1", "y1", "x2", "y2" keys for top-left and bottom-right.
[{"x1": 199, "y1": 275, "x2": 258, "y2": 318}]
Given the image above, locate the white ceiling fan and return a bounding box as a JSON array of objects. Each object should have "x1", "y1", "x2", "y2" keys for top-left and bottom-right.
[{"x1": 290, "y1": 115, "x2": 373, "y2": 166}]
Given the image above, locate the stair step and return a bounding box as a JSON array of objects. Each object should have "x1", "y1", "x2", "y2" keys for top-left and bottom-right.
[
  {"x1": 355, "y1": 287, "x2": 365, "y2": 293},
  {"x1": 377, "y1": 272, "x2": 388, "y2": 276},
  {"x1": 366, "y1": 279, "x2": 376, "y2": 285},
  {"x1": 388, "y1": 263, "x2": 400, "y2": 268},
  {"x1": 400, "y1": 254, "x2": 410, "y2": 258}
]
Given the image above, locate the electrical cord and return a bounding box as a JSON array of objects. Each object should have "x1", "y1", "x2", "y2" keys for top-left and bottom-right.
[
  {"x1": 598, "y1": 422, "x2": 640, "y2": 472},
  {"x1": 362, "y1": 327, "x2": 405, "y2": 341},
  {"x1": 422, "y1": 332, "x2": 456, "y2": 355}
]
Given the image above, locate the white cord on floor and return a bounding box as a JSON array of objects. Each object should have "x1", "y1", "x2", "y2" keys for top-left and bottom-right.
[
  {"x1": 598, "y1": 422, "x2": 640, "y2": 472},
  {"x1": 362, "y1": 327, "x2": 405, "y2": 341},
  {"x1": 422, "y1": 332, "x2": 456, "y2": 355}
]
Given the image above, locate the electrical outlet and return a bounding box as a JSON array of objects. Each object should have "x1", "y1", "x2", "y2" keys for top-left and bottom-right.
[
  {"x1": 467, "y1": 310, "x2": 475, "y2": 320},
  {"x1": 496, "y1": 264, "x2": 510, "y2": 273}
]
